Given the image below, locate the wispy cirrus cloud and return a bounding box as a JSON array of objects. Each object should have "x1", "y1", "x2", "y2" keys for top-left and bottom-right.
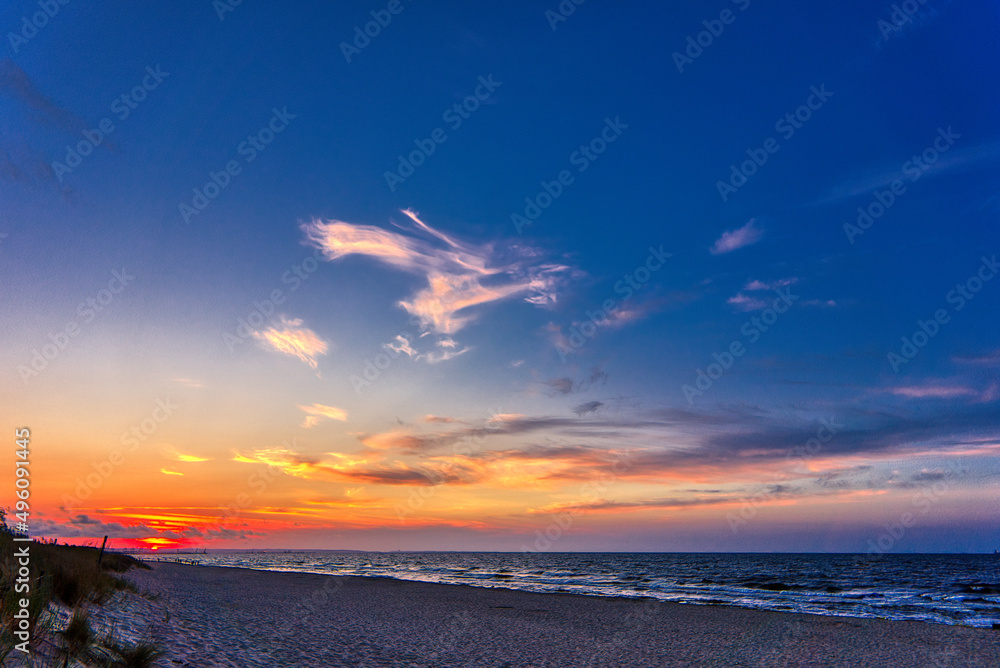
[
  {"x1": 531, "y1": 495, "x2": 736, "y2": 515},
  {"x1": 891, "y1": 385, "x2": 977, "y2": 399},
  {"x1": 952, "y1": 350, "x2": 1000, "y2": 366},
  {"x1": 233, "y1": 446, "x2": 485, "y2": 486},
  {"x1": 887, "y1": 381, "x2": 998, "y2": 403},
  {"x1": 813, "y1": 136, "x2": 1000, "y2": 207},
  {"x1": 386, "y1": 334, "x2": 418, "y2": 358},
  {"x1": 871, "y1": 0, "x2": 955, "y2": 55},
  {"x1": 710, "y1": 219, "x2": 764, "y2": 255},
  {"x1": 387, "y1": 333, "x2": 470, "y2": 364},
  {"x1": 424, "y1": 415, "x2": 459, "y2": 424},
  {"x1": 225, "y1": 400, "x2": 1000, "y2": 502},
  {"x1": 0, "y1": 60, "x2": 91, "y2": 192},
  {"x1": 302, "y1": 209, "x2": 571, "y2": 355},
  {"x1": 545, "y1": 376, "x2": 575, "y2": 395},
  {"x1": 0, "y1": 59, "x2": 91, "y2": 135},
  {"x1": 726, "y1": 293, "x2": 769, "y2": 312},
  {"x1": 728, "y1": 277, "x2": 799, "y2": 311},
  {"x1": 299, "y1": 403, "x2": 348, "y2": 428},
  {"x1": 539, "y1": 366, "x2": 609, "y2": 396},
  {"x1": 167, "y1": 377, "x2": 204, "y2": 388},
  {"x1": 487, "y1": 413, "x2": 526, "y2": 424},
  {"x1": 573, "y1": 401, "x2": 604, "y2": 416},
  {"x1": 359, "y1": 430, "x2": 441, "y2": 453},
  {"x1": 0, "y1": 142, "x2": 62, "y2": 188},
  {"x1": 166, "y1": 447, "x2": 211, "y2": 463},
  {"x1": 744, "y1": 278, "x2": 798, "y2": 291},
  {"x1": 252, "y1": 316, "x2": 329, "y2": 369}
]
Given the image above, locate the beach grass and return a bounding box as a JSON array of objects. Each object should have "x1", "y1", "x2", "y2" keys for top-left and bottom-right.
[
  {"x1": 101, "y1": 638, "x2": 167, "y2": 668},
  {"x1": 0, "y1": 514, "x2": 160, "y2": 665}
]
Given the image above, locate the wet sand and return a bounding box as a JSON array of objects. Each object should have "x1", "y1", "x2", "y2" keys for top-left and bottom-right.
[{"x1": 103, "y1": 561, "x2": 1000, "y2": 667}]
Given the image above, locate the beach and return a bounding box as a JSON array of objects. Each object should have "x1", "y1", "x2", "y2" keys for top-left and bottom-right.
[{"x1": 96, "y1": 561, "x2": 1000, "y2": 667}]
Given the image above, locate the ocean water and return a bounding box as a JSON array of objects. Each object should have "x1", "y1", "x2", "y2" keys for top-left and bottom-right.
[{"x1": 149, "y1": 551, "x2": 1000, "y2": 628}]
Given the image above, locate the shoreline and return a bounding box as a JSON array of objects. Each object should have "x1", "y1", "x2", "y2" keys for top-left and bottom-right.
[
  {"x1": 146, "y1": 554, "x2": 999, "y2": 630},
  {"x1": 101, "y1": 561, "x2": 1000, "y2": 667}
]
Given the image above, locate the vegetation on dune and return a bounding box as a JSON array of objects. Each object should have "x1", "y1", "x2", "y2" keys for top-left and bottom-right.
[
  {"x1": 0, "y1": 511, "x2": 165, "y2": 666},
  {"x1": 102, "y1": 638, "x2": 167, "y2": 668},
  {"x1": 58, "y1": 609, "x2": 95, "y2": 666}
]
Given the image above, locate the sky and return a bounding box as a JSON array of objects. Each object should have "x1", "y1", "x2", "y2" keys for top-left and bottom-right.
[{"x1": 1, "y1": 0, "x2": 999, "y2": 553}]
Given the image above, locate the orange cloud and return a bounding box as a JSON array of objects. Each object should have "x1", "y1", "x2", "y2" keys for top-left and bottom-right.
[
  {"x1": 360, "y1": 430, "x2": 430, "y2": 452},
  {"x1": 298, "y1": 403, "x2": 348, "y2": 428},
  {"x1": 233, "y1": 446, "x2": 486, "y2": 486},
  {"x1": 487, "y1": 413, "x2": 526, "y2": 423},
  {"x1": 166, "y1": 447, "x2": 211, "y2": 463},
  {"x1": 424, "y1": 415, "x2": 459, "y2": 423}
]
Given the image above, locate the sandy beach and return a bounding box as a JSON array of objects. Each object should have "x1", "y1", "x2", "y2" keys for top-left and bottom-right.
[{"x1": 85, "y1": 561, "x2": 1000, "y2": 667}]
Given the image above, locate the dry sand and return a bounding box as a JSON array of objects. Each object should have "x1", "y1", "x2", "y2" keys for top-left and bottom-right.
[{"x1": 95, "y1": 561, "x2": 1000, "y2": 667}]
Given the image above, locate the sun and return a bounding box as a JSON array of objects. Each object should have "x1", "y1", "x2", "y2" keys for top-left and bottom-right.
[{"x1": 137, "y1": 537, "x2": 179, "y2": 550}]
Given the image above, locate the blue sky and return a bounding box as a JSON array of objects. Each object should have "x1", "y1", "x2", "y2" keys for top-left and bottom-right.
[{"x1": 1, "y1": 0, "x2": 999, "y2": 552}]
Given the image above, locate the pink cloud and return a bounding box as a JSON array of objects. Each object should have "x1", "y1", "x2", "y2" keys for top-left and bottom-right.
[
  {"x1": 253, "y1": 316, "x2": 329, "y2": 369},
  {"x1": 710, "y1": 219, "x2": 764, "y2": 255},
  {"x1": 302, "y1": 210, "x2": 570, "y2": 356},
  {"x1": 891, "y1": 385, "x2": 977, "y2": 399}
]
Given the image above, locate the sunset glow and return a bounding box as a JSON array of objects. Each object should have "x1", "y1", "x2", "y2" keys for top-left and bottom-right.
[{"x1": 2, "y1": 0, "x2": 998, "y2": 555}]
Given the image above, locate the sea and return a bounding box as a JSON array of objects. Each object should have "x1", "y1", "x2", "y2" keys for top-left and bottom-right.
[{"x1": 148, "y1": 551, "x2": 1000, "y2": 628}]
